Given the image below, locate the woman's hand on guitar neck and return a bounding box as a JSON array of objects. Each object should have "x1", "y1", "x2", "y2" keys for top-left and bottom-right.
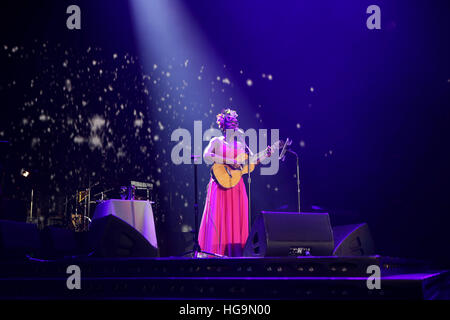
[{"x1": 254, "y1": 146, "x2": 272, "y2": 165}]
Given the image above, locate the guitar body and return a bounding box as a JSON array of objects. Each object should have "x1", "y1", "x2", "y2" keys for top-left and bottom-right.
[{"x1": 211, "y1": 154, "x2": 256, "y2": 189}]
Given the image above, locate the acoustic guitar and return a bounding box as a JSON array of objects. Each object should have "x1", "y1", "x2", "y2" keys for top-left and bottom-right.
[{"x1": 211, "y1": 140, "x2": 283, "y2": 188}]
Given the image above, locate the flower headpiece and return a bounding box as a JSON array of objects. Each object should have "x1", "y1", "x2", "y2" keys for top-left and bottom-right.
[{"x1": 216, "y1": 108, "x2": 238, "y2": 130}]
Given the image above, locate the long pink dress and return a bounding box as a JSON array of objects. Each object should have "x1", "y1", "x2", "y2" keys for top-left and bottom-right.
[{"x1": 198, "y1": 147, "x2": 249, "y2": 257}]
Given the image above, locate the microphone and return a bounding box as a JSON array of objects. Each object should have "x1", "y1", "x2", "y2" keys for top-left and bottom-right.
[
  {"x1": 234, "y1": 128, "x2": 246, "y2": 143},
  {"x1": 279, "y1": 138, "x2": 292, "y2": 161},
  {"x1": 234, "y1": 129, "x2": 251, "y2": 156},
  {"x1": 234, "y1": 128, "x2": 245, "y2": 136}
]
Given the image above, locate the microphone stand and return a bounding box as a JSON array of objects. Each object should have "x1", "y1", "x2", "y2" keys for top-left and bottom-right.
[
  {"x1": 233, "y1": 129, "x2": 253, "y2": 232},
  {"x1": 246, "y1": 145, "x2": 252, "y2": 232},
  {"x1": 29, "y1": 188, "x2": 34, "y2": 223},
  {"x1": 287, "y1": 149, "x2": 301, "y2": 213},
  {"x1": 236, "y1": 129, "x2": 253, "y2": 233}
]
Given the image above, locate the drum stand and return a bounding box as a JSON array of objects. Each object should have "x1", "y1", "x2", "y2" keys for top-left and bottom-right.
[{"x1": 183, "y1": 155, "x2": 222, "y2": 258}]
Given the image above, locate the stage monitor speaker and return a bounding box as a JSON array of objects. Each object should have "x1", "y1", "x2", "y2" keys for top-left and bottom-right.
[
  {"x1": 0, "y1": 220, "x2": 41, "y2": 259},
  {"x1": 332, "y1": 223, "x2": 375, "y2": 256},
  {"x1": 88, "y1": 215, "x2": 158, "y2": 258},
  {"x1": 40, "y1": 226, "x2": 79, "y2": 258},
  {"x1": 244, "y1": 212, "x2": 334, "y2": 257}
]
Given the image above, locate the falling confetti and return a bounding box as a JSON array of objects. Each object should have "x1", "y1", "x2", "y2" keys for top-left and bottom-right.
[{"x1": 0, "y1": 39, "x2": 282, "y2": 231}]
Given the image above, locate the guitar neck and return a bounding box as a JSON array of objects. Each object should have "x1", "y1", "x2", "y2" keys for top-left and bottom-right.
[{"x1": 242, "y1": 141, "x2": 281, "y2": 164}]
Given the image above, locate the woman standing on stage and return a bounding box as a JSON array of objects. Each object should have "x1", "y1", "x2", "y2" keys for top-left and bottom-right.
[{"x1": 198, "y1": 108, "x2": 249, "y2": 257}]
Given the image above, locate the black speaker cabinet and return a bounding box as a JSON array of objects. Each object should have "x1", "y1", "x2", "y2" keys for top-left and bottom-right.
[
  {"x1": 0, "y1": 220, "x2": 41, "y2": 259},
  {"x1": 88, "y1": 215, "x2": 158, "y2": 258},
  {"x1": 244, "y1": 212, "x2": 334, "y2": 257},
  {"x1": 40, "y1": 226, "x2": 79, "y2": 258},
  {"x1": 332, "y1": 223, "x2": 375, "y2": 256}
]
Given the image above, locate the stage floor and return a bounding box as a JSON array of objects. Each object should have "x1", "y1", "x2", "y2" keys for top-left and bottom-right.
[{"x1": 0, "y1": 256, "x2": 448, "y2": 300}]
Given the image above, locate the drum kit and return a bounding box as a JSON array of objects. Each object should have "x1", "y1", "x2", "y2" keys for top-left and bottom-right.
[{"x1": 65, "y1": 180, "x2": 154, "y2": 232}]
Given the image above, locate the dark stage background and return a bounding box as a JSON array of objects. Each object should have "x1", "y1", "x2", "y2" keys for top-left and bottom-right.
[{"x1": 0, "y1": 1, "x2": 448, "y2": 264}]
